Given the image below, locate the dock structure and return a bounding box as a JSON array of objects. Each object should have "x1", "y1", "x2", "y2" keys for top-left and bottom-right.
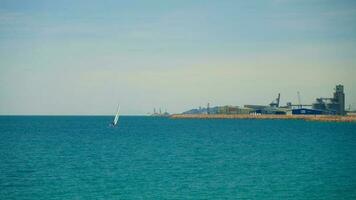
[
  {"x1": 179, "y1": 84, "x2": 350, "y2": 117},
  {"x1": 170, "y1": 114, "x2": 356, "y2": 122}
]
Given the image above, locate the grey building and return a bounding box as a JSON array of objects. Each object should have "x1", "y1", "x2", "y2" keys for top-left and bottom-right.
[{"x1": 312, "y1": 85, "x2": 345, "y2": 115}]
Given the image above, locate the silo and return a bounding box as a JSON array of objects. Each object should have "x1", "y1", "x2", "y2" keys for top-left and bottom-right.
[{"x1": 333, "y1": 85, "x2": 345, "y2": 115}]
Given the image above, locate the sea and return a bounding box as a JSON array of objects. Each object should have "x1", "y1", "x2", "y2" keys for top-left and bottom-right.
[{"x1": 1, "y1": 116, "x2": 356, "y2": 199}]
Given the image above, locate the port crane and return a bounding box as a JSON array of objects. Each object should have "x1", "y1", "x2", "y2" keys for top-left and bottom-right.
[
  {"x1": 269, "y1": 93, "x2": 280, "y2": 107},
  {"x1": 288, "y1": 91, "x2": 311, "y2": 108}
]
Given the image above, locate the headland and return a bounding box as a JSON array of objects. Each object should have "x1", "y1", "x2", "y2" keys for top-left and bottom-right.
[{"x1": 169, "y1": 84, "x2": 356, "y2": 123}]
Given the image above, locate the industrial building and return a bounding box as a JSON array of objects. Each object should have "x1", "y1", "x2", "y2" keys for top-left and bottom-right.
[
  {"x1": 244, "y1": 93, "x2": 287, "y2": 114},
  {"x1": 286, "y1": 108, "x2": 331, "y2": 115},
  {"x1": 284, "y1": 85, "x2": 345, "y2": 115},
  {"x1": 181, "y1": 84, "x2": 346, "y2": 116},
  {"x1": 312, "y1": 85, "x2": 345, "y2": 115},
  {"x1": 217, "y1": 106, "x2": 252, "y2": 114},
  {"x1": 243, "y1": 85, "x2": 346, "y2": 116}
]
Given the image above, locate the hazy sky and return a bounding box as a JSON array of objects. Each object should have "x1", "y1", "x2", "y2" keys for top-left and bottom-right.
[{"x1": 1, "y1": 0, "x2": 356, "y2": 115}]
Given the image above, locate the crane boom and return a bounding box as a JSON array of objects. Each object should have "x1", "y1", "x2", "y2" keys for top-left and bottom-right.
[{"x1": 297, "y1": 91, "x2": 302, "y2": 108}]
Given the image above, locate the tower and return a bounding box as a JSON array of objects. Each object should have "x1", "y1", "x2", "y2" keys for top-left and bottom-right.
[{"x1": 333, "y1": 85, "x2": 345, "y2": 115}]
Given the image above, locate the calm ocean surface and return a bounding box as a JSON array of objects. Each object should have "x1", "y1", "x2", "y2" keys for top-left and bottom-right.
[{"x1": 1, "y1": 116, "x2": 356, "y2": 199}]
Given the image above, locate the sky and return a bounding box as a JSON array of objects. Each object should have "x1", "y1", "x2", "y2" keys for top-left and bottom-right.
[{"x1": 0, "y1": 0, "x2": 356, "y2": 115}]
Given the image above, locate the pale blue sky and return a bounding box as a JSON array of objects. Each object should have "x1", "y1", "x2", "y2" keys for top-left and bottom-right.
[{"x1": 1, "y1": 0, "x2": 356, "y2": 115}]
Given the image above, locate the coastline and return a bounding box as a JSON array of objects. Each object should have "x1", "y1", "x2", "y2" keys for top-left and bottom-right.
[{"x1": 170, "y1": 114, "x2": 356, "y2": 122}]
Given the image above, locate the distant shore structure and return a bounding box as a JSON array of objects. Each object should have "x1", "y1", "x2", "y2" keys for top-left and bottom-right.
[
  {"x1": 181, "y1": 84, "x2": 348, "y2": 116},
  {"x1": 312, "y1": 84, "x2": 345, "y2": 115},
  {"x1": 151, "y1": 107, "x2": 170, "y2": 117},
  {"x1": 170, "y1": 114, "x2": 356, "y2": 122}
]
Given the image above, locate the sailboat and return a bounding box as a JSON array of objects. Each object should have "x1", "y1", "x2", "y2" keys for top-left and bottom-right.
[{"x1": 112, "y1": 104, "x2": 120, "y2": 127}]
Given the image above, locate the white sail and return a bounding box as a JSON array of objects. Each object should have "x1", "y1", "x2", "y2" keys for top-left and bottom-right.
[{"x1": 113, "y1": 104, "x2": 120, "y2": 126}]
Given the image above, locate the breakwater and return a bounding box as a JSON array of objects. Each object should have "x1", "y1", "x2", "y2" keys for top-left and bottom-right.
[{"x1": 170, "y1": 114, "x2": 356, "y2": 122}]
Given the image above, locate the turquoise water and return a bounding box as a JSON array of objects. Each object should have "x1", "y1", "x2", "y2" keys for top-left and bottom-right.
[{"x1": 1, "y1": 116, "x2": 356, "y2": 199}]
